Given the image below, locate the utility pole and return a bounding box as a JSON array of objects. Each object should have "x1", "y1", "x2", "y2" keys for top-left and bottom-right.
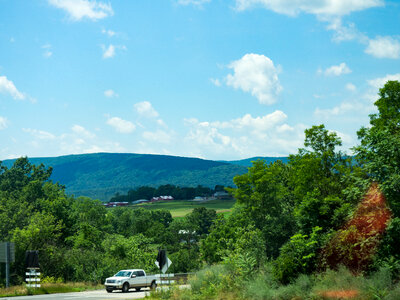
[{"x1": 5, "y1": 242, "x2": 10, "y2": 288}]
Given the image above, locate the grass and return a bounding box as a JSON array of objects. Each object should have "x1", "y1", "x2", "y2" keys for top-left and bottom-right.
[
  {"x1": 148, "y1": 265, "x2": 400, "y2": 300},
  {"x1": 134, "y1": 199, "x2": 236, "y2": 218},
  {"x1": 0, "y1": 282, "x2": 103, "y2": 297}
]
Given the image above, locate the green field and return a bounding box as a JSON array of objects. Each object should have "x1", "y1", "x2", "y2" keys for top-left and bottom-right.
[{"x1": 134, "y1": 199, "x2": 236, "y2": 217}]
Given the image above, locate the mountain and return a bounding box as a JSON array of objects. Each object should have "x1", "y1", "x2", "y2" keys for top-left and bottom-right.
[
  {"x1": 224, "y1": 156, "x2": 289, "y2": 167},
  {"x1": 2, "y1": 153, "x2": 289, "y2": 201},
  {"x1": 1, "y1": 153, "x2": 247, "y2": 201}
]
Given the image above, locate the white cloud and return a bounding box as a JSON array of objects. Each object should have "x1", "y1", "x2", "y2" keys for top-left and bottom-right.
[
  {"x1": 102, "y1": 28, "x2": 115, "y2": 37},
  {"x1": 106, "y1": 117, "x2": 136, "y2": 133},
  {"x1": 226, "y1": 53, "x2": 282, "y2": 105},
  {"x1": 104, "y1": 89, "x2": 118, "y2": 98},
  {"x1": 0, "y1": 117, "x2": 8, "y2": 130},
  {"x1": 71, "y1": 124, "x2": 95, "y2": 138},
  {"x1": 319, "y1": 62, "x2": 352, "y2": 76},
  {"x1": 102, "y1": 44, "x2": 126, "y2": 59},
  {"x1": 367, "y1": 73, "x2": 400, "y2": 90},
  {"x1": 42, "y1": 44, "x2": 53, "y2": 58},
  {"x1": 134, "y1": 101, "x2": 159, "y2": 118},
  {"x1": 183, "y1": 111, "x2": 305, "y2": 158},
  {"x1": 210, "y1": 78, "x2": 221, "y2": 87},
  {"x1": 0, "y1": 75, "x2": 25, "y2": 100},
  {"x1": 326, "y1": 19, "x2": 364, "y2": 42},
  {"x1": 211, "y1": 110, "x2": 287, "y2": 131},
  {"x1": 365, "y1": 36, "x2": 400, "y2": 59},
  {"x1": 315, "y1": 102, "x2": 361, "y2": 118},
  {"x1": 23, "y1": 128, "x2": 56, "y2": 140},
  {"x1": 102, "y1": 44, "x2": 115, "y2": 59},
  {"x1": 235, "y1": 0, "x2": 383, "y2": 17},
  {"x1": 48, "y1": 0, "x2": 114, "y2": 21},
  {"x1": 177, "y1": 0, "x2": 211, "y2": 6},
  {"x1": 365, "y1": 74, "x2": 400, "y2": 104},
  {"x1": 143, "y1": 130, "x2": 172, "y2": 144},
  {"x1": 346, "y1": 83, "x2": 357, "y2": 92}
]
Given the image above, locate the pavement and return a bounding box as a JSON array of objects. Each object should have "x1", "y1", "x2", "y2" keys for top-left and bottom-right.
[{"x1": 1, "y1": 289, "x2": 151, "y2": 300}]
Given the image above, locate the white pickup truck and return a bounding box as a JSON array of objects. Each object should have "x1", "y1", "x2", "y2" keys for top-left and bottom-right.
[{"x1": 104, "y1": 269, "x2": 158, "y2": 293}]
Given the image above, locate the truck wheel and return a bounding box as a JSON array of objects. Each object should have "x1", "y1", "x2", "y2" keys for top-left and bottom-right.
[
  {"x1": 135, "y1": 287, "x2": 141, "y2": 292},
  {"x1": 122, "y1": 282, "x2": 130, "y2": 293},
  {"x1": 150, "y1": 281, "x2": 157, "y2": 290},
  {"x1": 106, "y1": 287, "x2": 114, "y2": 293}
]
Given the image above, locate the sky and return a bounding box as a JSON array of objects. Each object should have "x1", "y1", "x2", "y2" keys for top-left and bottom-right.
[{"x1": 1, "y1": 0, "x2": 400, "y2": 161}]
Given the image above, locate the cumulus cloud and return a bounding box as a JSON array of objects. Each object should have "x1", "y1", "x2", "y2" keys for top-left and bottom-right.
[
  {"x1": 106, "y1": 117, "x2": 136, "y2": 133},
  {"x1": 177, "y1": 0, "x2": 211, "y2": 6},
  {"x1": 102, "y1": 44, "x2": 115, "y2": 58},
  {"x1": 314, "y1": 74, "x2": 400, "y2": 124},
  {"x1": 102, "y1": 44, "x2": 126, "y2": 59},
  {"x1": 327, "y1": 19, "x2": 364, "y2": 42},
  {"x1": 0, "y1": 75, "x2": 25, "y2": 100},
  {"x1": 346, "y1": 83, "x2": 357, "y2": 92},
  {"x1": 210, "y1": 78, "x2": 221, "y2": 87},
  {"x1": 101, "y1": 28, "x2": 115, "y2": 37},
  {"x1": 23, "y1": 128, "x2": 56, "y2": 140},
  {"x1": 134, "y1": 101, "x2": 159, "y2": 118},
  {"x1": 365, "y1": 73, "x2": 400, "y2": 105},
  {"x1": 71, "y1": 124, "x2": 96, "y2": 138},
  {"x1": 365, "y1": 36, "x2": 400, "y2": 59},
  {"x1": 104, "y1": 89, "x2": 118, "y2": 98},
  {"x1": 367, "y1": 73, "x2": 400, "y2": 90},
  {"x1": 48, "y1": 0, "x2": 114, "y2": 21},
  {"x1": 319, "y1": 62, "x2": 352, "y2": 76},
  {"x1": 0, "y1": 117, "x2": 8, "y2": 130},
  {"x1": 234, "y1": 0, "x2": 383, "y2": 17},
  {"x1": 226, "y1": 53, "x2": 282, "y2": 105},
  {"x1": 184, "y1": 111, "x2": 305, "y2": 158},
  {"x1": 315, "y1": 102, "x2": 361, "y2": 118},
  {"x1": 211, "y1": 110, "x2": 287, "y2": 131}
]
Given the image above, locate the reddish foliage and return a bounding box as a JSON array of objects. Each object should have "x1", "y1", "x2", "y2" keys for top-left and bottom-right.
[
  {"x1": 320, "y1": 183, "x2": 392, "y2": 273},
  {"x1": 320, "y1": 290, "x2": 359, "y2": 299}
]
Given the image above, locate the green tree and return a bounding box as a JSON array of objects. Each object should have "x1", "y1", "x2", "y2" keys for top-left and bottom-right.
[
  {"x1": 289, "y1": 125, "x2": 353, "y2": 233},
  {"x1": 186, "y1": 207, "x2": 217, "y2": 236},
  {"x1": 355, "y1": 80, "x2": 400, "y2": 216},
  {"x1": 230, "y1": 159, "x2": 296, "y2": 258}
]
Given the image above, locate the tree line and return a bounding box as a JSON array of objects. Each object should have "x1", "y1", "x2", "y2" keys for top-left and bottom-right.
[{"x1": 110, "y1": 184, "x2": 227, "y2": 202}]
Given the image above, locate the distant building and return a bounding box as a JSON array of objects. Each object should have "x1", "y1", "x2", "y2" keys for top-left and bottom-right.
[
  {"x1": 132, "y1": 199, "x2": 149, "y2": 205},
  {"x1": 103, "y1": 201, "x2": 129, "y2": 207},
  {"x1": 213, "y1": 191, "x2": 231, "y2": 199},
  {"x1": 150, "y1": 195, "x2": 174, "y2": 202}
]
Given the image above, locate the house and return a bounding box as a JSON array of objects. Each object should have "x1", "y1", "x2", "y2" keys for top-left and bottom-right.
[{"x1": 150, "y1": 195, "x2": 174, "y2": 202}]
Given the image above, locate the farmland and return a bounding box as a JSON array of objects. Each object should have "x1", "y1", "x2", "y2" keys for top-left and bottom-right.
[{"x1": 133, "y1": 199, "x2": 236, "y2": 218}]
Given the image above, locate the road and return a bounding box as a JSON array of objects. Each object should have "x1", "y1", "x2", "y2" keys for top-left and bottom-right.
[{"x1": 1, "y1": 289, "x2": 151, "y2": 300}]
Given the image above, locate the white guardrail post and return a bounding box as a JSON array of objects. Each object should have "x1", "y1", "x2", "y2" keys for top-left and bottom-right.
[{"x1": 26, "y1": 269, "x2": 41, "y2": 288}]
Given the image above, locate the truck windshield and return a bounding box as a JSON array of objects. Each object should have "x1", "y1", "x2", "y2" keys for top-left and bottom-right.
[{"x1": 115, "y1": 271, "x2": 132, "y2": 277}]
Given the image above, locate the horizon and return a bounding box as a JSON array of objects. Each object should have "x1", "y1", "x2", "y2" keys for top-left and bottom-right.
[
  {"x1": 1, "y1": 151, "x2": 289, "y2": 162},
  {"x1": 1, "y1": 1, "x2": 399, "y2": 161}
]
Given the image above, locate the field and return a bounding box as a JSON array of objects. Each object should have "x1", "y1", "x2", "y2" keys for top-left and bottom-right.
[{"x1": 134, "y1": 199, "x2": 236, "y2": 217}]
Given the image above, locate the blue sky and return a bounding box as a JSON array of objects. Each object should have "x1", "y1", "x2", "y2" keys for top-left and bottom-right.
[{"x1": 1, "y1": 0, "x2": 400, "y2": 160}]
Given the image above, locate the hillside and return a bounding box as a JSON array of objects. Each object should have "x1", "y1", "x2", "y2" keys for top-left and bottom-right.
[
  {"x1": 2, "y1": 153, "x2": 290, "y2": 201},
  {"x1": 2, "y1": 153, "x2": 248, "y2": 201},
  {"x1": 224, "y1": 156, "x2": 289, "y2": 167}
]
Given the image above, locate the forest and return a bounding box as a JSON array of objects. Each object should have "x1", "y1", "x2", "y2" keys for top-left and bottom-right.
[{"x1": 1, "y1": 81, "x2": 400, "y2": 299}]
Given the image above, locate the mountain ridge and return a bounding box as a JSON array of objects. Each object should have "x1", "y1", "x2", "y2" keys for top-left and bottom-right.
[{"x1": 2, "y1": 153, "x2": 288, "y2": 201}]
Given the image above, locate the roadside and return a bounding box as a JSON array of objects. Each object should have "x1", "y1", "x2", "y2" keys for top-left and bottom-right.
[{"x1": 0, "y1": 288, "x2": 151, "y2": 300}]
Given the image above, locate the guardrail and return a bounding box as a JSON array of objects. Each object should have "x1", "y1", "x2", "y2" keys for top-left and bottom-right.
[{"x1": 157, "y1": 273, "x2": 193, "y2": 284}]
